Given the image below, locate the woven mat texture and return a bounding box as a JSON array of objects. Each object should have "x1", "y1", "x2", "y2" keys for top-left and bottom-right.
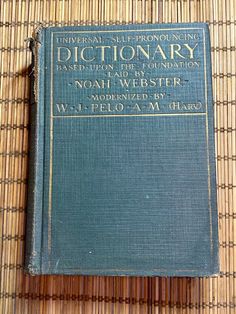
[{"x1": 0, "y1": 0, "x2": 235, "y2": 313}]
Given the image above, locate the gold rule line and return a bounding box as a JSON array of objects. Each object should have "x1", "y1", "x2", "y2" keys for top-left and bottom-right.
[
  {"x1": 48, "y1": 27, "x2": 212, "y2": 262},
  {"x1": 53, "y1": 27, "x2": 204, "y2": 35},
  {"x1": 52, "y1": 112, "x2": 207, "y2": 118},
  {"x1": 203, "y1": 28, "x2": 213, "y2": 254},
  {"x1": 48, "y1": 33, "x2": 54, "y2": 255}
]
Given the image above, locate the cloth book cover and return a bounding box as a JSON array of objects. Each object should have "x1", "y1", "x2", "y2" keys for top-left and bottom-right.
[{"x1": 25, "y1": 23, "x2": 219, "y2": 276}]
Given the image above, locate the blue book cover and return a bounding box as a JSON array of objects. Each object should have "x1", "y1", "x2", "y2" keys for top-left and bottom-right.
[{"x1": 25, "y1": 23, "x2": 219, "y2": 276}]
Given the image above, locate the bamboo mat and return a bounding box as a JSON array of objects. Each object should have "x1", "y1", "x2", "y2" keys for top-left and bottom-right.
[{"x1": 0, "y1": 0, "x2": 235, "y2": 313}]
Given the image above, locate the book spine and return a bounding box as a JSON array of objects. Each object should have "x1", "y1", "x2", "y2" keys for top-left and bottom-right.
[{"x1": 24, "y1": 29, "x2": 45, "y2": 275}]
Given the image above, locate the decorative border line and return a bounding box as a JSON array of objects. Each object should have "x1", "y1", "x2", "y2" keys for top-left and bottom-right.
[
  {"x1": 48, "y1": 27, "x2": 213, "y2": 272},
  {"x1": 48, "y1": 32, "x2": 54, "y2": 253},
  {"x1": 53, "y1": 113, "x2": 207, "y2": 119},
  {"x1": 203, "y1": 29, "x2": 213, "y2": 255}
]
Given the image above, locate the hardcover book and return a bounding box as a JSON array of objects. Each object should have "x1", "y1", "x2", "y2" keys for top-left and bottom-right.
[{"x1": 25, "y1": 23, "x2": 219, "y2": 276}]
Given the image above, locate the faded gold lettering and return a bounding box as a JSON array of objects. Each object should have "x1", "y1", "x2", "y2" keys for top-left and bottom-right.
[
  {"x1": 74, "y1": 79, "x2": 111, "y2": 89},
  {"x1": 80, "y1": 47, "x2": 95, "y2": 62},
  {"x1": 56, "y1": 43, "x2": 199, "y2": 63}
]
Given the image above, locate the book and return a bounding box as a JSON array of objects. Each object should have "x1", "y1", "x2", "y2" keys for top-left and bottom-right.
[{"x1": 25, "y1": 23, "x2": 219, "y2": 276}]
